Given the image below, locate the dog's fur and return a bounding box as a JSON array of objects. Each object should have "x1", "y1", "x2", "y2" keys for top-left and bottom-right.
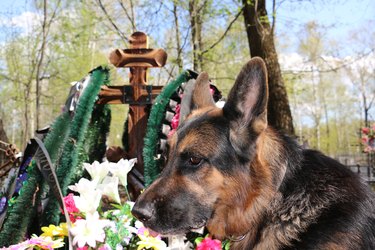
[{"x1": 132, "y1": 58, "x2": 375, "y2": 249}]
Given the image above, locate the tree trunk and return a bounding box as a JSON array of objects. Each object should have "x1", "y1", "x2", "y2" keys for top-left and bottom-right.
[
  {"x1": 173, "y1": 3, "x2": 183, "y2": 72},
  {"x1": 242, "y1": 0, "x2": 294, "y2": 134},
  {"x1": 0, "y1": 118, "x2": 9, "y2": 166},
  {"x1": 0, "y1": 119, "x2": 8, "y2": 143},
  {"x1": 189, "y1": 0, "x2": 205, "y2": 72},
  {"x1": 35, "y1": 0, "x2": 48, "y2": 130}
]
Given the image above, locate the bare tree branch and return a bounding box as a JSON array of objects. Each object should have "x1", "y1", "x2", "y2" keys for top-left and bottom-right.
[
  {"x1": 118, "y1": 0, "x2": 136, "y2": 32},
  {"x1": 271, "y1": 0, "x2": 276, "y2": 36},
  {"x1": 201, "y1": 7, "x2": 244, "y2": 55},
  {"x1": 97, "y1": 0, "x2": 129, "y2": 43}
]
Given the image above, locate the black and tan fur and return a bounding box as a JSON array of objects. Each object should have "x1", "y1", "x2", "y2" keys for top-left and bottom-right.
[{"x1": 132, "y1": 58, "x2": 375, "y2": 249}]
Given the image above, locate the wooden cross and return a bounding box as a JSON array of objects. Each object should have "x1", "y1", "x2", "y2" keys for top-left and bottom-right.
[{"x1": 97, "y1": 32, "x2": 167, "y2": 197}]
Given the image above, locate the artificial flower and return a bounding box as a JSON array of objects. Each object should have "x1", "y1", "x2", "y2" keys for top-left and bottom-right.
[
  {"x1": 77, "y1": 246, "x2": 88, "y2": 250},
  {"x1": 109, "y1": 158, "x2": 136, "y2": 188},
  {"x1": 73, "y1": 189, "x2": 102, "y2": 214},
  {"x1": 41, "y1": 223, "x2": 68, "y2": 238},
  {"x1": 70, "y1": 211, "x2": 111, "y2": 248},
  {"x1": 136, "y1": 229, "x2": 167, "y2": 250},
  {"x1": 3, "y1": 235, "x2": 65, "y2": 250},
  {"x1": 63, "y1": 193, "x2": 80, "y2": 214},
  {"x1": 116, "y1": 244, "x2": 124, "y2": 250},
  {"x1": 196, "y1": 237, "x2": 222, "y2": 250},
  {"x1": 361, "y1": 124, "x2": 375, "y2": 153},
  {"x1": 84, "y1": 161, "x2": 110, "y2": 185},
  {"x1": 168, "y1": 235, "x2": 193, "y2": 250},
  {"x1": 63, "y1": 193, "x2": 81, "y2": 222},
  {"x1": 362, "y1": 127, "x2": 370, "y2": 134},
  {"x1": 98, "y1": 176, "x2": 121, "y2": 204},
  {"x1": 68, "y1": 178, "x2": 97, "y2": 195},
  {"x1": 98, "y1": 244, "x2": 112, "y2": 250}
]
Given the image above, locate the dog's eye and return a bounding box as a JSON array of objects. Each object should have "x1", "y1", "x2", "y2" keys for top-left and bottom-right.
[{"x1": 189, "y1": 156, "x2": 202, "y2": 166}]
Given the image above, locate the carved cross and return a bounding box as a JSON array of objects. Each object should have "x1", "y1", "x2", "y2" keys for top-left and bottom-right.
[{"x1": 98, "y1": 32, "x2": 167, "y2": 196}]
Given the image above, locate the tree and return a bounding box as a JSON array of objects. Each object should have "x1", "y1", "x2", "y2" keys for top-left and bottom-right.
[
  {"x1": 346, "y1": 22, "x2": 375, "y2": 127},
  {"x1": 242, "y1": 0, "x2": 294, "y2": 134}
]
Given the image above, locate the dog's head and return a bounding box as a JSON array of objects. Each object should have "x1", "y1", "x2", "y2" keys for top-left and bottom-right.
[{"x1": 132, "y1": 57, "x2": 278, "y2": 239}]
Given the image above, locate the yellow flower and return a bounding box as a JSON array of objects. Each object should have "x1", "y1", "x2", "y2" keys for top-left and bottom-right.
[
  {"x1": 136, "y1": 233, "x2": 167, "y2": 250},
  {"x1": 59, "y1": 223, "x2": 69, "y2": 236},
  {"x1": 28, "y1": 235, "x2": 65, "y2": 249},
  {"x1": 41, "y1": 223, "x2": 68, "y2": 237}
]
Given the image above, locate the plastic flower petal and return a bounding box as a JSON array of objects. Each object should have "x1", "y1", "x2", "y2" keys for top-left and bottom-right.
[
  {"x1": 5, "y1": 235, "x2": 65, "y2": 249},
  {"x1": 84, "y1": 161, "x2": 110, "y2": 185},
  {"x1": 109, "y1": 158, "x2": 136, "y2": 187},
  {"x1": 98, "y1": 176, "x2": 121, "y2": 204},
  {"x1": 77, "y1": 247, "x2": 88, "y2": 250},
  {"x1": 196, "y1": 237, "x2": 222, "y2": 250},
  {"x1": 68, "y1": 178, "x2": 97, "y2": 195},
  {"x1": 73, "y1": 189, "x2": 102, "y2": 214},
  {"x1": 98, "y1": 244, "x2": 112, "y2": 250},
  {"x1": 63, "y1": 193, "x2": 80, "y2": 213},
  {"x1": 136, "y1": 233, "x2": 167, "y2": 250},
  {"x1": 63, "y1": 193, "x2": 81, "y2": 222},
  {"x1": 41, "y1": 223, "x2": 68, "y2": 237},
  {"x1": 70, "y1": 212, "x2": 111, "y2": 248},
  {"x1": 28, "y1": 235, "x2": 65, "y2": 249}
]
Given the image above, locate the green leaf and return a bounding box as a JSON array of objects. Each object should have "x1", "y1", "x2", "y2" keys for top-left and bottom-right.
[{"x1": 194, "y1": 236, "x2": 204, "y2": 245}]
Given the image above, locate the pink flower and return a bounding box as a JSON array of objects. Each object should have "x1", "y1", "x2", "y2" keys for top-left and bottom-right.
[
  {"x1": 168, "y1": 104, "x2": 181, "y2": 137},
  {"x1": 77, "y1": 246, "x2": 89, "y2": 250},
  {"x1": 196, "y1": 237, "x2": 221, "y2": 250},
  {"x1": 64, "y1": 193, "x2": 80, "y2": 213},
  {"x1": 362, "y1": 127, "x2": 370, "y2": 135},
  {"x1": 62, "y1": 193, "x2": 81, "y2": 222},
  {"x1": 362, "y1": 136, "x2": 368, "y2": 143}
]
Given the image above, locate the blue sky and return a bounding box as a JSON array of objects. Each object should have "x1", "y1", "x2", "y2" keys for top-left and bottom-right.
[
  {"x1": 272, "y1": 0, "x2": 374, "y2": 55},
  {"x1": 0, "y1": 0, "x2": 374, "y2": 56}
]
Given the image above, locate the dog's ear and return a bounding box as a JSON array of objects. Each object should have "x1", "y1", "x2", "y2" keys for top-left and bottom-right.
[
  {"x1": 192, "y1": 72, "x2": 215, "y2": 109},
  {"x1": 223, "y1": 57, "x2": 268, "y2": 156}
]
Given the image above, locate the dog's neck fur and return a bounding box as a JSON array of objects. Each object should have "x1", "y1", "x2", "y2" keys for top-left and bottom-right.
[{"x1": 229, "y1": 128, "x2": 304, "y2": 250}]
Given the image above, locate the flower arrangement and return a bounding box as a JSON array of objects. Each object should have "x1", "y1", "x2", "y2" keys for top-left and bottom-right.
[
  {"x1": 3, "y1": 159, "x2": 230, "y2": 249},
  {"x1": 361, "y1": 124, "x2": 375, "y2": 153}
]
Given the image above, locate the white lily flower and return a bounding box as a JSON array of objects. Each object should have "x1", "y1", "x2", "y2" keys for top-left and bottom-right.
[
  {"x1": 68, "y1": 178, "x2": 97, "y2": 195},
  {"x1": 98, "y1": 176, "x2": 121, "y2": 204},
  {"x1": 83, "y1": 161, "x2": 110, "y2": 185},
  {"x1": 70, "y1": 211, "x2": 111, "y2": 248},
  {"x1": 73, "y1": 189, "x2": 102, "y2": 214},
  {"x1": 109, "y1": 158, "x2": 136, "y2": 187}
]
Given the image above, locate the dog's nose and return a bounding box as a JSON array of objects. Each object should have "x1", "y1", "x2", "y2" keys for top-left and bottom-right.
[{"x1": 132, "y1": 202, "x2": 154, "y2": 223}]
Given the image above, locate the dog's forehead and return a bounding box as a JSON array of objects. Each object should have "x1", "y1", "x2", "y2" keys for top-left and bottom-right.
[{"x1": 174, "y1": 107, "x2": 225, "y2": 154}]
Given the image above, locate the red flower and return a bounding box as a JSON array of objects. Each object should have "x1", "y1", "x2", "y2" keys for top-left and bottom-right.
[
  {"x1": 77, "y1": 246, "x2": 88, "y2": 250},
  {"x1": 62, "y1": 193, "x2": 80, "y2": 222},
  {"x1": 64, "y1": 193, "x2": 79, "y2": 213},
  {"x1": 362, "y1": 127, "x2": 370, "y2": 135},
  {"x1": 196, "y1": 238, "x2": 222, "y2": 250}
]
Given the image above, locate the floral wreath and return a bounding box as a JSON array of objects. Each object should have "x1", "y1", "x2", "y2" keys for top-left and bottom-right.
[
  {"x1": 361, "y1": 124, "x2": 375, "y2": 153},
  {"x1": 3, "y1": 159, "x2": 230, "y2": 250}
]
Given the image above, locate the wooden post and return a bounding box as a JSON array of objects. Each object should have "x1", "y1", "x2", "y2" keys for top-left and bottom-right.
[{"x1": 97, "y1": 32, "x2": 167, "y2": 197}]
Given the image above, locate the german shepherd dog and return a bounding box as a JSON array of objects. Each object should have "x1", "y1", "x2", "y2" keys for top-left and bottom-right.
[{"x1": 132, "y1": 58, "x2": 375, "y2": 249}]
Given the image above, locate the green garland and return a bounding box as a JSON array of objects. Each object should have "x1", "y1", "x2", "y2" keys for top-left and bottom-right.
[
  {"x1": 143, "y1": 71, "x2": 193, "y2": 186},
  {"x1": 42, "y1": 66, "x2": 110, "y2": 226},
  {"x1": 85, "y1": 104, "x2": 111, "y2": 165},
  {"x1": 73, "y1": 103, "x2": 111, "y2": 183},
  {"x1": 0, "y1": 111, "x2": 72, "y2": 246}
]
